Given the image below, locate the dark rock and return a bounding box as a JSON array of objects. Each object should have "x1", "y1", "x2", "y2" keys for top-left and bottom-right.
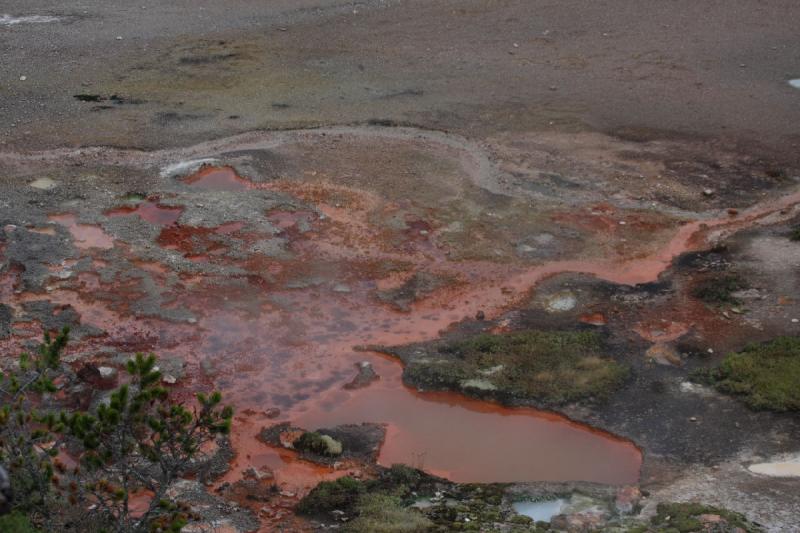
[
  {"x1": 0, "y1": 465, "x2": 11, "y2": 515},
  {"x1": 77, "y1": 363, "x2": 118, "y2": 389},
  {"x1": 375, "y1": 271, "x2": 455, "y2": 312},
  {"x1": 259, "y1": 422, "x2": 386, "y2": 466},
  {"x1": 344, "y1": 361, "x2": 379, "y2": 390},
  {"x1": 166, "y1": 480, "x2": 259, "y2": 532},
  {"x1": 0, "y1": 304, "x2": 12, "y2": 340}
]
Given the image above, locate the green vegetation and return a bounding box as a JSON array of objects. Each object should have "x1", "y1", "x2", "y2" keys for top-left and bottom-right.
[
  {"x1": 789, "y1": 226, "x2": 800, "y2": 241},
  {"x1": 691, "y1": 274, "x2": 747, "y2": 305},
  {"x1": 345, "y1": 494, "x2": 432, "y2": 533},
  {"x1": 293, "y1": 431, "x2": 342, "y2": 456},
  {"x1": 0, "y1": 512, "x2": 42, "y2": 533},
  {"x1": 693, "y1": 336, "x2": 800, "y2": 411},
  {"x1": 405, "y1": 331, "x2": 628, "y2": 404},
  {"x1": 298, "y1": 466, "x2": 551, "y2": 532},
  {"x1": 0, "y1": 328, "x2": 233, "y2": 532},
  {"x1": 634, "y1": 502, "x2": 763, "y2": 532},
  {"x1": 295, "y1": 476, "x2": 366, "y2": 516}
]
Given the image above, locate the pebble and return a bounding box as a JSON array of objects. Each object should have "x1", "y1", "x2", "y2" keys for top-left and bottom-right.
[
  {"x1": 792, "y1": 318, "x2": 799, "y2": 323},
  {"x1": 19, "y1": 76, "x2": 26, "y2": 81},
  {"x1": 702, "y1": 188, "x2": 714, "y2": 197}
]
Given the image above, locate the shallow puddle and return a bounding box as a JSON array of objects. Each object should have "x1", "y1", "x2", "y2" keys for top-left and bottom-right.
[
  {"x1": 48, "y1": 214, "x2": 114, "y2": 249},
  {"x1": 293, "y1": 357, "x2": 640, "y2": 484},
  {"x1": 512, "y1": 499, "x2": 567, "y2": 522},
  {"x1": 107, "y1": 201, "x2": 183, "y2": 226},
  {"x1": 183, "y1": 166, "x2": 251, "y2": 191}
]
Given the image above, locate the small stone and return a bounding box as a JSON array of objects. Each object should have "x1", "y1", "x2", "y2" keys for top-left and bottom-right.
[
  {"x1": 475, "y1": 310, "x2": 485, "y2": 321},
  {"x1": 78, "y1": 363, "x2": 118, "y2": 389},
  {"x1": 344, "y1": 361, "x2": 379, "y2": 390},
  {"x1": 689, "y1": 416, "x2": 698, "y2": 422},
  {"x1": 19, "y1": 76, "x2": 26, "y2": 81},
  {"x1": 116, "y1": 36, "x2": 123, "y2": 40},
  {"x1": 162, "y1": 374, "x2": 177, "y2": 384},
  {"x1": 727, "y1": 208, "x2": 739, "y2": 216},
  {"x1": 98, "y1": 366, "x2": 117, "y2": 381},
  {"x1": 700, "y1": 513, "x2": 724, "y2": 523},
  {"x1": 702, "y1": 188, "x2": 714, "y2": 197},
  {"x1": 792, "y1": 318, "x2": 799, "y2": 323},
  {"x1": 29, "y1": 178, "x2": 58, "y2": 190},
  {"x1": 243, "y1": 467, "x2": 273, "y2": 481}
]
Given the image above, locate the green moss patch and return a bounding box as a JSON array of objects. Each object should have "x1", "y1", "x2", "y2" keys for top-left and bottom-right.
[
  {"x1": 643, "y1": 502, "x2": 762, "y2": 532},
  {"x1": 0, "y1": 513, "x2": 42, "y2": 533},
  {"x1": 405, "y1": 331, "x2": 628, "y2": 405},
  {"x1": 295, "y1": 476, "x2": 366, "y2": 516},
  {"x1": 693, "y1": 336, "x2": 800, "y2": 411},
  {"x1": 345, "y1": 494, "x2": 433, "y2": 533}
]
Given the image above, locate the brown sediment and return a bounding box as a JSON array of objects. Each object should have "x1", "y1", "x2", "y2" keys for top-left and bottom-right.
[
  {"x1": 183, "y1": 166, "x2": 251, "y2": 191},
  {"x1": 106, "y1": 201, "x2": 183, "y2": 226}
]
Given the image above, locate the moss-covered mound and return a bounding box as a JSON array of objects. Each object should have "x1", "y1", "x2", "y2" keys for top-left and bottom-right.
[
  {"x1": 293, "y1": 431, "x2": 343, "y2": 456},
  {"x1": 694, "y1": 336, "x2": 800, "y2": 411},
  {"x1": 298, "y1": 465, "x2": 553, "y2": 532},
  {"x1": 404, "y1": 331, "x2": 628, "y2": 405},
  {"x1": 346, "y1": 494, "x2": 433, "y2": 533},
  {"x1": 631, "y1": 502, "x2": 763, "y2": 532}
]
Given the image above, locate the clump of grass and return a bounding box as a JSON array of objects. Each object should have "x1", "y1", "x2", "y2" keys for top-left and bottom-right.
[
  {"x1": 295, "y1": 476, "x2": 365, "y2": 516},
  {"x1": 789, "y1": 226, "x2": 800, "y2": 242},
  {"x1": 646, "y1": 502, "x2": 762, "y2": 532},
  {"x1": 693, "y1": 336, "x2": 800, "y2": 411},
  {"x1": 407, "y1": 331, "x2": 628, "y2": 405},
  {"x1": 344, "y1": 494, "x2": 432, "y2": 533},
  {"x1": 691, "y1": 274, "x2": 747, "y2": 305},
  {"x1": 293, "y1": 431, "x2": 342, "y2": 456}
]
